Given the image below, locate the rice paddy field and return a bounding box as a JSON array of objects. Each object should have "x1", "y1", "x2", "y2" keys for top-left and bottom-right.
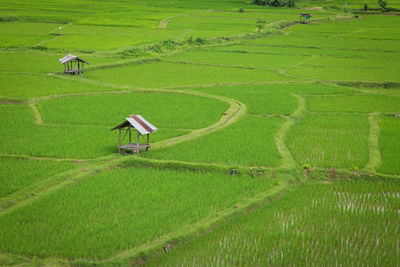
[{"x1": 0, "y1": 0, "x2": 399, "y2": 266}]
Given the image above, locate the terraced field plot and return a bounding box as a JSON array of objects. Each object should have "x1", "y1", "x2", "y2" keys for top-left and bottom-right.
[
  {"x1": 0, "y1": 166, "x2": 277, "y2": 259},
  {"x1": 378, "y1": 116, "x2": 400, "y2": 175},
  {"x1": 85, "y1": 61, "x2": 292, "y2": 88},
  {"x1": 0, "y1": 0, "x2": 400, "y2": 266},
  {"x1": 143, "y1": 116, "x2": 284, "y2": 167},
  {"x1": 148, "y1": 178, "x2": 400, "y2": 266},
  {"x1": 287, "y1": 113, "x2": 370, "y2": 168}
]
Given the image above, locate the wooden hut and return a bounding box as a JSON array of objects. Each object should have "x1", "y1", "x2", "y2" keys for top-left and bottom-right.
[
  {"x1": 299, "y1": 14, "x2": 311, "y2": 24},
  {"x1": 59, "y1": 54, "x2": 89, "y2": 75},
  {"x1": 111, "y1": 115, "x2": 157, "y2": 153}
]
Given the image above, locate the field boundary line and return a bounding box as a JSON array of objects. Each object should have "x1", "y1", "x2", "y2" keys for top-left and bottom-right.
[
  {"x1": 28, "y1": 100, "x2": 42, "y2": 125},
  {"x1": 0, "y1": 155, "x2": 120, "y2": 216},
  {"x1": 0, "y1": 153, "x2": 87, "y2": 162},
  {"x1": 276, "y1": 94, "x2": 306, "y2": 169},
  {"x1": 33, "y1": 23, "x2": 72, "y2": 47},
  {"x1": 158, "y1": 13, "x2": 190, "y2": 29},
  {"x1": 134, "y1": 156, "x2": 279, "y2": 173},
  {"x1": 151, "y1": 90, "x2": 247, "y2": 149},
  {"x1": 363, "y1": 112, "x2": 382, "y2": 172},
  {"x1": 278, "y1": 54, "x2": 318, "y2": 76},
  {"x1": 162, "y1": 59, "x2": 278, "y2": 72},
  {"x1": 312, "y1": 166, "x2": 400, "y2": 180}
]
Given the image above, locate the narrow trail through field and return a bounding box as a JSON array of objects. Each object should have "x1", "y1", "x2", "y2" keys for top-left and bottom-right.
[
  {"x1": 278, "y1": 54, "x2": 318, "y2": 76},
  {"x1": 158, "y1": 13, "x2": 190, "y2": 29},
  {"x1": 28, "y1": 101, "x2": 42, "y2": 125},
  {"x1": 33, "y1": 23, "x2": 72, "y2": 47},
  {"x1": 363, "y1": 112, "x2": 382, "y2": 172},
  {"x1": 276, "y1": 94, "x2": 305, "y2": 169},
  {"x1": 0, "y1": 153, "x2": 86, "y2": 162},
  {"x1": 162, "y1": 59, "x2": 278, "y2": 72}
]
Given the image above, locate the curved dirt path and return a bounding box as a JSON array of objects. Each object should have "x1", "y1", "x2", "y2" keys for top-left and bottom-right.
[
  {"x1": 363, "y1": 112, "x2": 382, "y2": 172},
  {"x1": 158, "y1": 12, "x2": 194, "y2": 29},
  {"x1": 276, "y1": 94, "x2": 306, "y2": 170}
]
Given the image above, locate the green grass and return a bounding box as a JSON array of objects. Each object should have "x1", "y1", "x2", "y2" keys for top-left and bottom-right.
[
  {"x1": 147, "y1": 178, "x2": 400, "y2": 266},
  {"x1": 166, "y1": 15, "x2": 257, "y2": 37},
  {"x1": 163, "y1": 50, "x2": 310, "y2": 70},
  {"x1": 0, "y1": 21, "x2": 60, "y2": 48},
  {"x1": 245, "y1": 33, "x2": 400, "y2": 52},
  {"x1": 378, "y1": 116, "x2": 400, "y2": 175},
  {"x1": 38, "y1": 91, "x2": 229, "y2": 129},
  {"x1": 287, "y1": 65, "x2": 400, "y2": 82},
  {"x1": 85, "y1": 62, "x2": 291, "y2": 89},
  {"x1": 193, "y1": 84, "x2": 298, "y2": 115},
  {"x1": 43, "y1": 26, "x2": 187, "y2": 51},
  {"x1": 0, "y1": 51, "x2": 124, "y2": 74},
  {"x1": 0, "y1": 166, "x2": 277, "y2": 259},
  {"x1": 213, "y1": 44, "x2": 400, "y2": 59},
  {"x1": 0, "y1": 157, "x2": 77, "y2": 198},
  {"x1": 287, "y1": 113, "x2": 369, "y2": 168},
  {"x1": 144, "y1": 116, "x2": 283, "y2": 167},
  {"x1": 0, "y1": 22, "x2": 58, "y2": 35},
  {"x1": 303, "y1": 56, "x2": 400, "y2": 70},
  {"x1": 0, "y1": 73, "x2": 123, "y2": 99},
  {"x1": 306, "y1": 95, "x2": 400, "y2": 113},
  {"x1": 0, "y1": 34, "x2": 53, "y2": 48},
  {"x1": 191, "y1": 83, "x2": 358, "y2": 116}
]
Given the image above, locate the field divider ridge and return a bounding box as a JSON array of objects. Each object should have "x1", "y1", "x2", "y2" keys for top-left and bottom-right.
[
  {"x1": 363, "y1": 112, "x2": 382, "y2": 172},
  {"x1": 0, "y1": 155, "x2": 121, "y2": 216},
  {"x1": 158, "y1": 12, "x2": 192, "y2": 29},
  {"x1": 28, "y1": 100, "x2": 42, "y2": 125},
  {"x1": 150, "y1": 90, "x2": 246, "y2": 150},
  {"x1": 275, "y1": 94, "x2": 306, "y2": 170},
  {"x1": 162, "y1": 59, "x2": 278, "y2": 72}
]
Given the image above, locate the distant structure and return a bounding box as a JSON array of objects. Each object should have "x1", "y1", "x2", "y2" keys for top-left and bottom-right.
[
  {"x1": 59, "y1": 54, "x2": 89, "y2": 75},
  {"x1": 299, "y1": 14, "x2": 311, "y2": 24},
  {"x1": 111, "y1": 115, "x2": 157, "y2": 153}
]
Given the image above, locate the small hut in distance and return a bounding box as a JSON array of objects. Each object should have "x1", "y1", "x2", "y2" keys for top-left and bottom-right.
[
  {"x1": 111, "y1": 115, "x2": 157, "y2": 153},
  {"x1": 59, "y1": 54, "x2": 89, "y2": 75},
  {"x1": 299, "y1": 14, "x2": 311, "y2": 24}
]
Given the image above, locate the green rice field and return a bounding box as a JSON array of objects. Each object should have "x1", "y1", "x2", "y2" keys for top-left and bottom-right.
[{"x1": 0, "y1": 0, "x2": 399, "y2": 266}]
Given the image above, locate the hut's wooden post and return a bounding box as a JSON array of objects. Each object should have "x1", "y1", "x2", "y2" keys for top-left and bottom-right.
[
  {"x1": 118, "y1": 129, "x2": 121, "y2": 153},
  {"x1": 64, "y1": 64, "x2": 66, "y2": 74},
  {"x1": 146, "y1": 134, "x2": 149, "y2": 151},
  {"x1": 128, "y1": 126, "x2": 131, "y2": 144},
  {"x1": 136, "y1": 131, "x2": 140, "y2": 153}
]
